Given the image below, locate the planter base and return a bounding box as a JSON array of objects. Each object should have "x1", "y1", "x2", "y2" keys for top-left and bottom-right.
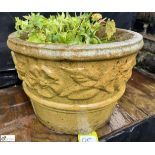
[{"x1": 23, "y1": 82, "x2": 125, "y2": 134}]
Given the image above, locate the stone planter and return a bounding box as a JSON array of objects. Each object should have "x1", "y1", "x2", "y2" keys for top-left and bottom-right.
[{"x1": 7, "y1": 29, "x2": 143, "y2": 134}]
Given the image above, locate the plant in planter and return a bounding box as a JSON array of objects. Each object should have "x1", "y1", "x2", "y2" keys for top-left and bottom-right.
[{"x1": 7, "y1": 13, "x2": 143, "y2": 134}]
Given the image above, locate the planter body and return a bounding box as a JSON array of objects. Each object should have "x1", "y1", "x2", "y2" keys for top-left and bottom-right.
[{"x1": 7, "y1": 29, "x2": 143, "y2": 134}]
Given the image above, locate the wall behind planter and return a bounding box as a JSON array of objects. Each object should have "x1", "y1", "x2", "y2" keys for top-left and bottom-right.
[{"x1": 133, "y1": 12, "x2": 155, "y2": 78}]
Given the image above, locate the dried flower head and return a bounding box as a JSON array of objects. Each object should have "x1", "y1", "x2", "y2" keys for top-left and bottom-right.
[{"x1": 91, "y1": 13, "x2": 102, "y2": 21}]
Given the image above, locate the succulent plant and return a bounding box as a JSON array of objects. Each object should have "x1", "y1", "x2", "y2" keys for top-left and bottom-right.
[{"x1": 15, "y1": 13, "x2": 116, "y2": 45}]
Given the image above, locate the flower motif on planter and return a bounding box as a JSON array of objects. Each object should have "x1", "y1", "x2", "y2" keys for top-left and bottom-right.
[
  {"x1": 23, "y1": 55, "x2": 135, "y2": 100},
  {"x1": 25, "y1": 65, "x2": 63, "y2": 98},
  {"x1": 25, "y1": 65, "x2": 101, "y2": 100}
]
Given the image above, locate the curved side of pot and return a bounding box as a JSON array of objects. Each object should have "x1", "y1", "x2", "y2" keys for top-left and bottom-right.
[{"x1": 7, "y1": 29, "x2": 143, "y2": 134}]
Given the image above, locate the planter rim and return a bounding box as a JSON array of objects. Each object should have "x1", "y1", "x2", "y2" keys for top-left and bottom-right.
[{"x1": 7, "y1": 28, "x2": 143, "y2": 61}]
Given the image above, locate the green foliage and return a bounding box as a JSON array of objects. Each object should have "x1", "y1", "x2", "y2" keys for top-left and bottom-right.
[{"x1": 15, "y1": 13, "x2": 116, "y2": 44}]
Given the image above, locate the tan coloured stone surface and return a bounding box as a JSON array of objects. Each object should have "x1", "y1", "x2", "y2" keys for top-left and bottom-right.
[{"x1": 7, "y1": 29, "x2": 143, "y2": 134}]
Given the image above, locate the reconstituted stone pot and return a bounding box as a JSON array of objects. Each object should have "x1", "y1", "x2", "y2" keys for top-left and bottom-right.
[{"x1": 7, "y1": 29, "x2": 143, "y2": 134}]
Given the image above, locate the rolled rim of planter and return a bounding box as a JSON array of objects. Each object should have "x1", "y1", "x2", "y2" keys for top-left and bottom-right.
[
  {"x1": 7, "y1": 29, "x2": 143, "y2": 61},
  {"x1": 23, "y1": 82, "x2": 126, "y2": 112}
]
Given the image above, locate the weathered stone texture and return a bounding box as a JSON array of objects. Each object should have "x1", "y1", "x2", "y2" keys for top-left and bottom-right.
[{"x1": 7, "y1": 29, "x2": 143, "y2": 134}]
